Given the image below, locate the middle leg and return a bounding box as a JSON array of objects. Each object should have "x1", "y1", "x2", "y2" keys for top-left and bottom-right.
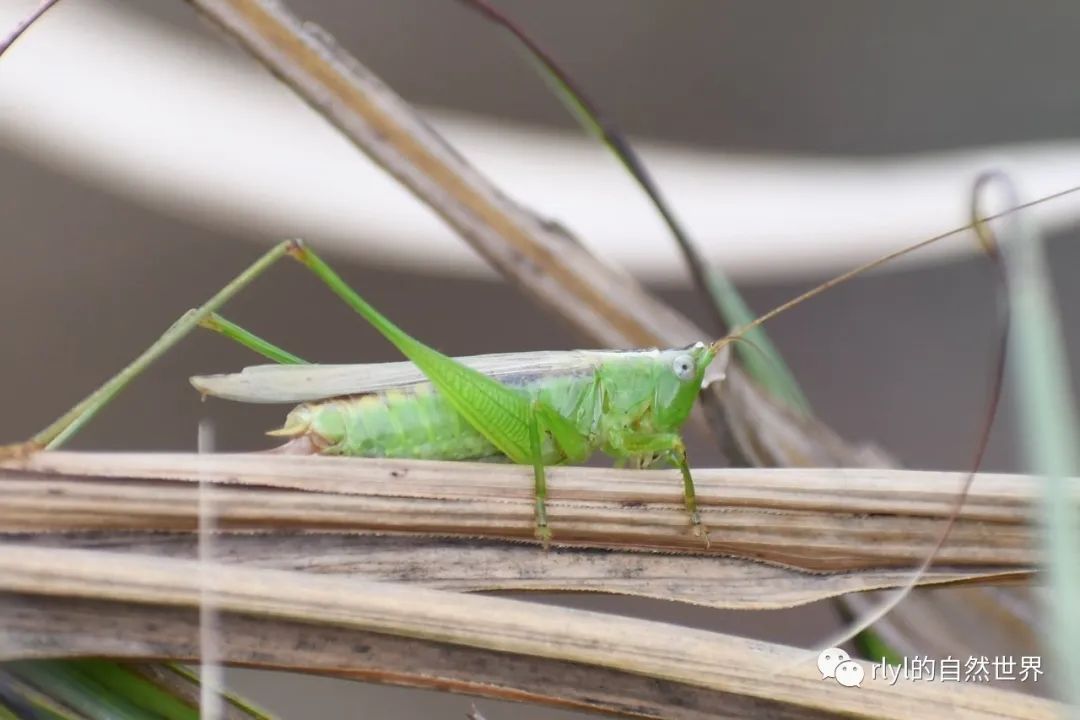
[{"x1": 609, "y1": 430, "x2": 710, "y2": 546}]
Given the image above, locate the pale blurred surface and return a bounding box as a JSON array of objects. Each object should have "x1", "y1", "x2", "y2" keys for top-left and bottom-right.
[
  {"x1": 2, "y1": 1, "x2": 1079, "y2": 717},
  {"x1": 4, "y1": 0, "x2": 1080, "y2": 282}
]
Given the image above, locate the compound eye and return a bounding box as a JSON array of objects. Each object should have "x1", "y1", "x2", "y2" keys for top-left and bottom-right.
[{"x1": 672, "y1": 354, "x2": 695, "y2": 381}]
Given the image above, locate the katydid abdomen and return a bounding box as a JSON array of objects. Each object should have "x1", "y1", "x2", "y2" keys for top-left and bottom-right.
[
  {"x1": 268, "y1": 365, "x2": 605, "y2": 463},
  {"x1": 276, "y1": 386, "x2": 501, "y2": 460}
]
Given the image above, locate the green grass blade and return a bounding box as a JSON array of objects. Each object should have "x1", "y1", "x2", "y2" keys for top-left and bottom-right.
[
  {"x1": 3, "y1": 659, "x2": 278, "y2": 720},
  {"x1": 992, "y1": 171, "x2": 1080, "y2": 712},
  {"x1": 166, "y1": 665, "x2": 276, "y2": 720},
  {"x1": 458, "y1": 0, "x2": 810, "y2": 414},
  {"x1": 0, "y1": 670, "x2": 86, "y2": 720},
  {"x1": 66, "y1": 661, "x2": 202, "y2": 720},
  {"x1": 853, "y1": 627, "x2": 904, "y2": 668},
  {"x1": 6, "y1": 661, "x2": 174, "y2": 720},
  {"x1": 704, "y1": 271, "x2": 811, "y2": 413},
  {"x1": 3, "y1": 660, "x2": 278, "y2": 720}
]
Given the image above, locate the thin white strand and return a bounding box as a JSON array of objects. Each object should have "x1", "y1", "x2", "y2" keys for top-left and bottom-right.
[{"x1": 198, "y1": 419, "x2": 223, "y2": 720}]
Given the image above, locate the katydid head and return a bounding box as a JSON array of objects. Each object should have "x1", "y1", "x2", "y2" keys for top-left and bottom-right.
[{"x1": 652, "y1": 342, "x2": 717, "y2": 429}]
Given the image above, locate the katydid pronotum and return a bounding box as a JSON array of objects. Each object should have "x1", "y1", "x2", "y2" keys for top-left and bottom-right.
[{"x1": 5, "y1": 188, "x2": 1066, "y2": 545}]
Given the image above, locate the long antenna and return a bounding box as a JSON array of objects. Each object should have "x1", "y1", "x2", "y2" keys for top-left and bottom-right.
[
  {"x1": 711, "y1": 181, "x2": 1080, "y2": 352},
  {"x1": 778, "y1": 171, "x2": 1020, "y2": 670},
  {"x1": 814, "y1": 171, "x2": 1013, "y2": 656}
]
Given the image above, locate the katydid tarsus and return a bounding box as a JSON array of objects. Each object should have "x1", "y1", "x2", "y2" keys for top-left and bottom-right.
[{"x1": 4, "y1": 187, "x2": 1075, "y2": 547}]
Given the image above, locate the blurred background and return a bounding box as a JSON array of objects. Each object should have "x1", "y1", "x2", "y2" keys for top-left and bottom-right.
[{"x1": 2, "y1": 1, "x2": 1079, "y2": 717}]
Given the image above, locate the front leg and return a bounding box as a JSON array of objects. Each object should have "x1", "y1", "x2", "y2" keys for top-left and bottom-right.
[{"x1": 608, "y1": 430, "x2": 710, "y2": 547}]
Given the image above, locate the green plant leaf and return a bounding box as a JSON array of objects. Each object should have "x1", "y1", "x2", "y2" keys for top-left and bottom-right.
[
  {"x1": 990, "y1": 170, "x2": 1080, "y2": 711},
  {"x1": 2, "y1": 660, "x2": 277, "y2": 720}
]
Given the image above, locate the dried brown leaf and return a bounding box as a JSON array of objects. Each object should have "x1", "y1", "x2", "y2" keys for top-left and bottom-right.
[{"x1": 0, "y1": 546, "x2": 1060, "y2": 720}]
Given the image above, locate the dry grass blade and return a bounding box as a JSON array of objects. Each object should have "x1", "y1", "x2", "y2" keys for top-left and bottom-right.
[
  {"x1": 0, "y1": 452, "x2": 1035, "y2": 602},
  {"x1": 0, "y1": 546, "x2": 1061, "y2": 720},
  {"x1": 7, "y1": 532, "x2": 1019, "y2": 612},
  {"x1": 181, "y1": 0, "x2": 867, "y2": 468}
]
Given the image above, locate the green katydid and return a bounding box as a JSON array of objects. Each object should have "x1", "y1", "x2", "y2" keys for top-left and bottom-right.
[{"x1": 198, "y1": 241, "x2": 719, "y2": 545}]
